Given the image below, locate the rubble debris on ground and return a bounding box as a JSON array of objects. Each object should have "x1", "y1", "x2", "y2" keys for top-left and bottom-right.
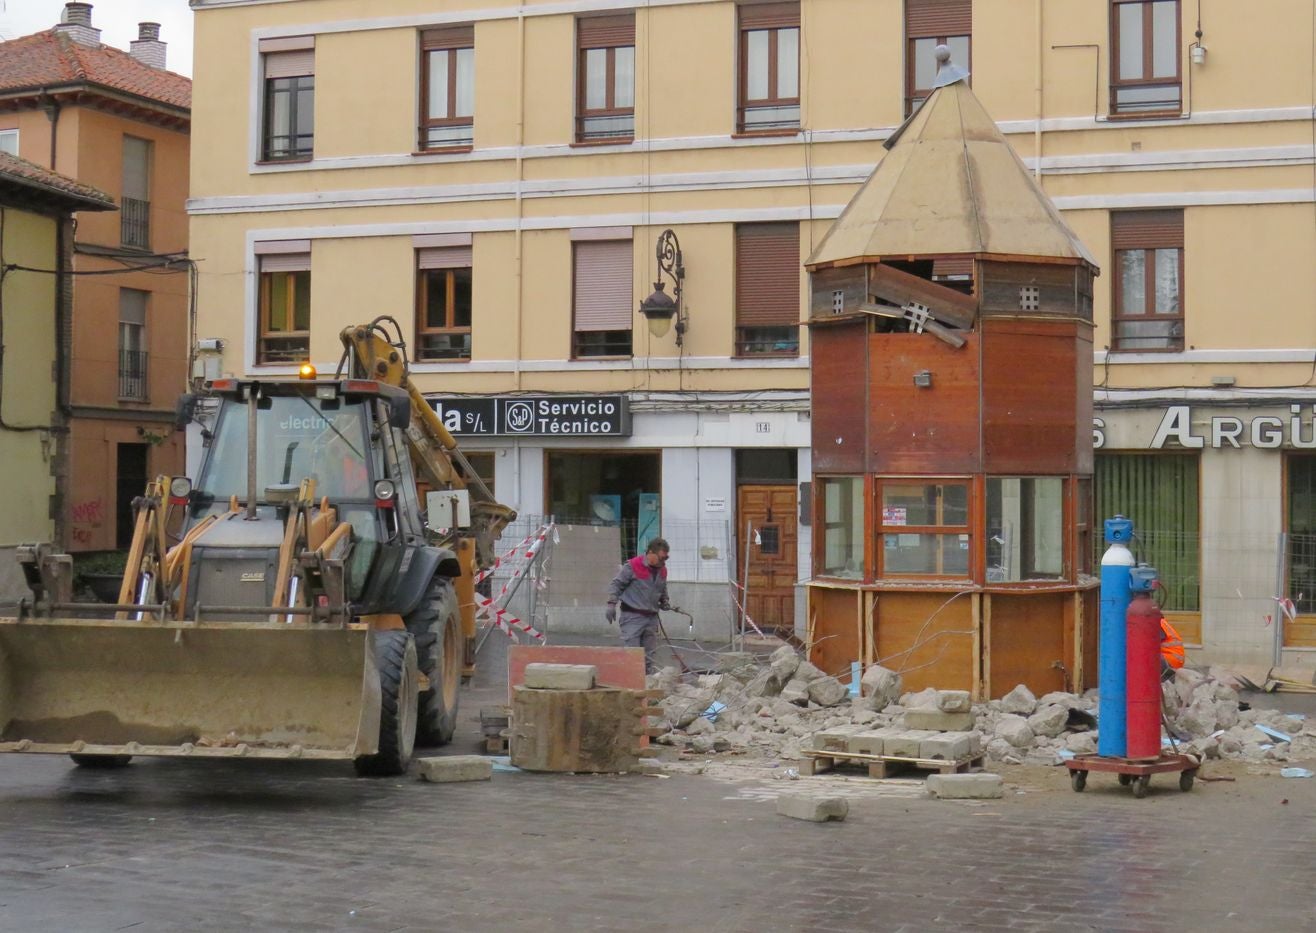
[{"x1": 645, "y1": 647, "x2": 1316, "y2": 769}]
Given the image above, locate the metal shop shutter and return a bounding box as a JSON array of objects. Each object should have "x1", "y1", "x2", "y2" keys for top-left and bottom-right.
[
  {"x1": 573, "y1": 240, "x2": 633, "y2": 331},
  {"x1": 1111, "y1": 209, "x2": 1185, "y2": 250},
  {"x1": 735, "y1": 222, "x2": 801, "y2": 327},
  {"x1": 906, "y1": 0, "x2": 972, "y2": 38}
]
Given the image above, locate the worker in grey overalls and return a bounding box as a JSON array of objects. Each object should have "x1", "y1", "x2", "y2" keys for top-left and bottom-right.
[{"x1": 606, "y1": 538, "x2": 671, "y2": 673}]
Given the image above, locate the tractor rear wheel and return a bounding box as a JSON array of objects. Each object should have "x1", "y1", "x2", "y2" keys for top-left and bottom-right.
[
  {"x1": 407, "y1": 580, "x2": 463, "y2": 747},
  {"x1": 353, "y1": 631, "x2": 418, "y2": 777},
  {"x1": 69, "y1": 755, "x2": 132, "y2": 769}
]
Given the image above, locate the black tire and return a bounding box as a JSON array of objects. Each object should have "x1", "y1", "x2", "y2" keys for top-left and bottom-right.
[
  {"x1": 1133, "y1": 774, "x2": 1151, "y2": 799},
  {"x1": 353, "y1": 631, "x2": 418, "y2": 777},
  {"x1": 406, "y1": 580, "x2": 463, "y2": 747},
  {"x1": 1179, "y1": 770, "x2": 1196, "y2": 792},
  {"x1": 69, "y1": 754, "x2": 132, "y2": 769},
  {"x1": 1070, "y1": 770, "x2": 1087, "y2": 792},
  {"x1": 1117, "y1": 772, "x2": 1134, "y2": 786}
]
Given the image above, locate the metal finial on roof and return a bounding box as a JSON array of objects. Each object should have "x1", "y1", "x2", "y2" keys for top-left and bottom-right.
[{"x1": 931, "y1": 44, "x2": 970, "y2": 89}]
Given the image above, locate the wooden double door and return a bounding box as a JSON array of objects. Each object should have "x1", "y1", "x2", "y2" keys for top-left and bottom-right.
[{"x1": 737, "y1": 484, "x2": 798, "y2": 633}]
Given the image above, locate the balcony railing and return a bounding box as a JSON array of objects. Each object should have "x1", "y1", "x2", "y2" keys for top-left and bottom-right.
[
  {"x1": 119, "y1": 349, "x2": 147, "y2": 400},
  {"x1": 121, "y1": 197, "x2": 150, "y2": 249}
]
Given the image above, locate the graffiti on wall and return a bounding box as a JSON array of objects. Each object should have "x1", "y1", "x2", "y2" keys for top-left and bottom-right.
[{"x1": 70, "y1": 497, "x2": 105, "y2": 545}]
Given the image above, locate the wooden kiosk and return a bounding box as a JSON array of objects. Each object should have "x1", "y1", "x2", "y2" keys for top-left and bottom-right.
[{"x1": 804, "y1": 54, "x2": 1100, "y2": 699}]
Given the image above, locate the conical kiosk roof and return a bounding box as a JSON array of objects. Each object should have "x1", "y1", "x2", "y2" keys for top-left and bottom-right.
[{"x1": 806, "y1": 77, "x2": 1096, "y2": 270}]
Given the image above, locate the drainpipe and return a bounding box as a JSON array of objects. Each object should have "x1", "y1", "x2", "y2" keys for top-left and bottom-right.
[
  {"x1": 1034, "y1": 0, "x2": 1043, "y2": 180},
  {"x1": 39, "y1": 91, "x2": 61, "y2": 172}
]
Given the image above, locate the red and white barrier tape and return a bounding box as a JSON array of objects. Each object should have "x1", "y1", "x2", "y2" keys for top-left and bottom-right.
[
  {"x1": 477, "y1": 596, "x2": 544, "y2": 641},
  {"x1": 474, "y1": 523, "x2": 552, "y2": 586}
]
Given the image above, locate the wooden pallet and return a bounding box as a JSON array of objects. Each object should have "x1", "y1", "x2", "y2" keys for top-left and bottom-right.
[{"x1": 801, "y1": 749, "x2": 985, "y2": 779}]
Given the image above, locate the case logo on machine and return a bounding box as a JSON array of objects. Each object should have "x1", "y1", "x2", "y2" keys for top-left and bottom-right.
[{"x1": 428, "y1": 395, "x2": 631, "y2": 437}]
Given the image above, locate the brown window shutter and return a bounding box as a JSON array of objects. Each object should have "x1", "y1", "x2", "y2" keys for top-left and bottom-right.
[
  {"x1": 417, "y1": 246, "x2": 472, "y2": 270},
  {"x1": 422, "y1": 24, "x2": 474, "y2": 50},
  {"x1": 578, "y1": 13, "x2": 635, "y2": 48},
  {"x1": 736, "y1": 223, "x2": 801, "y2": 327},
  {"x1": 906, "y1": 0, "x2": 972, "y2": 38},
  {"x1": 259, "y1": 252, "x2": 311, "y2": 274},
  {"x1": 932, "y1": 256, "x2": 973, "y2": 278},
  {"x1": 574, "y1": 241, "x2": 633, "y2": 331},
  {"x1": 739, "y1": 2, "x2": 800, "y2": 30},
  {"x1": 264, "y1": 49, "x2": 315, "y2": 79},
  {"x1": 1111, "y1": 209, "x2": 1184, "y2": 250}
]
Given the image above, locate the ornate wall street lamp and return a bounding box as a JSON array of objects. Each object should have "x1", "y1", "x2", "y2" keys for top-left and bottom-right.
[{"x1": 638, "y1": 229, "x2": 687, "y2": 347}]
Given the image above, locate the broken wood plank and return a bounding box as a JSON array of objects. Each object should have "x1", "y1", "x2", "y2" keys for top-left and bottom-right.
[{"x1": 868, "y1": 262, "x2": 977, "y2": 330}]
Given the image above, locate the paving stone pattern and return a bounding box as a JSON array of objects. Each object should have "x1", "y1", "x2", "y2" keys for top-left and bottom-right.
[{"x1": 0, "y1": 632, "x2": 1313, "y2": 931}]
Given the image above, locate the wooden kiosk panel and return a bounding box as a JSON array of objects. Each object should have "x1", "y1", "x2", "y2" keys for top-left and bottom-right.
[
  {"x1": 806, "y1": 585, "x2": 865, "y2": 679},
  {"x1": 981, "y1": 319, "x2": 1083, "y2": 474},
  {"x1": 810, "y1": 321, "x2": 869, "y2": 473},
  {"x1": 987, "y1": 592, "x2": 1068, "y2": 697},
  {"x1": 868, "y1": 331, "x2": 982, "y2": 474},
  {"x1": 873, "y1": 592, "x2": 975, "y2": 693}
]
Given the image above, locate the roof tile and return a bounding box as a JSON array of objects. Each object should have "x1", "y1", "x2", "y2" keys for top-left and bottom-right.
[
  {"x1": 0, "y1": 29, "x2": 190, "y2": 111},
  {"x1": 0, "y1": 150, "x2": 116, "y2": 209}
]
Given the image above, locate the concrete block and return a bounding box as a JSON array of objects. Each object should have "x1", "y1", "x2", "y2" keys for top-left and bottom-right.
[
  {"x1": 926, "y1": 773, "x2": 1004, "y2": 799},
  {"x1": 936, "y1": 690, "x2": 972, "y2": 713},
  {"x1": 523, "y1": 663, "x2": 597, "y2": 690},
  {"x1": 417, "y1": 756, "x2": 493, "y2": 783},
  {"x1": 883, "y1": 730, "x2": 937, "y2": 758},
  {"x1": 806, "y1": 676, "x2": 850, "y2": 708},
  {"x1": 919, "y1": 731, "x2": 975, "y2": 761},
  {"x1": 845, "y1": 727, "x2": 903, "y2": 756},
  {"x1": 776, "y1": 794, "x2": 849, "y2": 822},
  {"x1": 860, "y1": 665, "x2": 902, "y2": 710},
  {"x1": 902, "y1": 709, "x2": 975, "y2": 732},
  {"x1": 810, "y1": 724, "x2": 866, "y2": 752}
]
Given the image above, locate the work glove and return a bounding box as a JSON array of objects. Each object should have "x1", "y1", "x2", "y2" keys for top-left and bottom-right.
[
  {"x1": 659, "y1": 599, "x2": 673, "y2": 612},
  {"x1": 605, "y1": 603, "x2": 617, "y2": 624}
]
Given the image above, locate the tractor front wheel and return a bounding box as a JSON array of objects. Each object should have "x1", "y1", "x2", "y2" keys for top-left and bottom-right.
[
  {"x1": 407, "y1": 580, "x2": 463, "y2": 747},
  {"x1": 353, "y1": 631, "x2": 418, "y2": 777}
]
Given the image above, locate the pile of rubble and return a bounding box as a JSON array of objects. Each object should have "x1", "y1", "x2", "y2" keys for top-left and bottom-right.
[{"x1": 646, "y1": 646, "x2": 1315, "y2": 765}]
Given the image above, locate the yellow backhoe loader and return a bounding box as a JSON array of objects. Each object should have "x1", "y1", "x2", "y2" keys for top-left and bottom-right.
[{"x1": 0, "y1": 318, "x2": 515, "y2": 776}]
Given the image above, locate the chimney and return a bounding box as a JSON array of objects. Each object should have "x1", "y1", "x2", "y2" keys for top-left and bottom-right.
[
  {"x1": 130, "y1": 22, "x2": 167, "y2": 70},
  {"x1": 55, "y1": 3, "x2": 101, "y2": 47}
]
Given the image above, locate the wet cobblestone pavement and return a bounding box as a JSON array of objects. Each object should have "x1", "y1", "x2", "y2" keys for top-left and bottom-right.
[{"x1": 1, "y1": 636, "x2": 1313, "y2": 931}]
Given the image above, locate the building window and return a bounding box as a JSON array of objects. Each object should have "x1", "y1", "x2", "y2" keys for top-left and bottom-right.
[
  {"x1": 1111, "y1": 0, "x2": 1181, "y2": 115},
  {"x1": 1288, "y1": 456, "x2": 1316, "y2": 617},
  {"x1": 986, "y1": 477, "x2": 1065, "y2": 583},
  {"x1": 737, "y1": 2, "x2": 800, "y2": 133},
  {"x1": 819, "y1": 477, "x2": 864, "y2": 579},
  {"x1": 577, "y1": 14, "x2": 635, "y2": 142},
  {"x1": 118, "y1": 288, "x2": 148, "y2": 401},
  {"x1": 121, "y1": 135, "x2": 152, "y2": 250},
  {"x1": 572, "y1": 239, "x2": 632, "y2": 358},
  {"x1": 420, "y1": 25, "x2": 474, "y2": 151},
  {"x1": 877, "y1": 479, "x2": 970, "y2": 578},
  {"x1": 257, "y1": 252, "x2": 311, "y2": 364},
  {"x1": 1111, "y1": 209, "x2": 1184, "y2": 351},
  {"x1": 1095, "y1": 452, "x2": 1200, "y2": 611},
  {"x1": 0, "y1": 129, "x2": 17, "y2": 156},
  {"x1": 734, "y1": 222, "x2": 800, "y2": 356},
  {"x1": 463, "y1": 452, "x2": 496, "y2": 499},
  {"x1": 261, "y1": 39, "x2": 315, "y2": 161},
  {"x1": 905, "y1": 0, "x2": 971, "y2": 115},
  {"x1": 416, "y1": 246, "x2": 473, "y2": 361}
]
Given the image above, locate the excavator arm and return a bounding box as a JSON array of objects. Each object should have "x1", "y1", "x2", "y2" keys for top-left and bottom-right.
[{"x1": 338, "y1": 319, "x2": 517, "y2": 656}]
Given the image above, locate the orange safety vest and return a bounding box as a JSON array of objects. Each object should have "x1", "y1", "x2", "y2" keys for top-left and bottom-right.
[{"x1": 1160, "y1": 617, "x2": 1185, "y2": 669}]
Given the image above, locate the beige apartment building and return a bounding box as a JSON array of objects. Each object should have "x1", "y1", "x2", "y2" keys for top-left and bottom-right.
[{"x1": 189, "y1": 0, "x2": 1316, "y2": 667}]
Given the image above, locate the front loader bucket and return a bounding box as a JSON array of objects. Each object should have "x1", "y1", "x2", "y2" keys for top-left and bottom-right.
[{"x1": 0, "y1": 618, "x2": 380, "y2": 761}]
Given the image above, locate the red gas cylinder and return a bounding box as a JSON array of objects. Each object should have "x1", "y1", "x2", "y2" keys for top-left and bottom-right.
[{"x1": 1126, "y1": 592, "x2": 1163, "y2": 760}]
